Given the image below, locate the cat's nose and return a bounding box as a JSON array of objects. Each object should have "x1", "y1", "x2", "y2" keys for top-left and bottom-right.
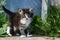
[{"x1": 26, "y1": 18, "x2": 28, "y2": 20}]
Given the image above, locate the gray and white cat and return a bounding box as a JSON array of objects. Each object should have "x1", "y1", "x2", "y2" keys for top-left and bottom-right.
[{"x1": 2, "y1": 5, "x2": 33, "y2": 37}]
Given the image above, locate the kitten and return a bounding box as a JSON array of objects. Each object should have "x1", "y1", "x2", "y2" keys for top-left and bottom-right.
[{"x1": 2, "y1": 5, "x2": 33, "y2": 37}]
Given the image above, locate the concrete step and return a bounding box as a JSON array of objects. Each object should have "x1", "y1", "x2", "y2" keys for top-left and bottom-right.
[{"x1": 0, "y1": 36, "x2": 60, "y2": 40}]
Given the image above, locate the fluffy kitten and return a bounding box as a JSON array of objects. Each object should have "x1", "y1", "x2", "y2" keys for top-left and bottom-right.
[{"x1": 2, "y1": 5, "x2": 33, "y2": 37}]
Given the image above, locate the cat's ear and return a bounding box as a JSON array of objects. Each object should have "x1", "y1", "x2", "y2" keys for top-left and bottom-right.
[
  {"x1": 18, "y1": 9, "x2": 23, "y2": 15},
  {"x1": 29, "y1": 8, "x2": 33, "y2": 12}
]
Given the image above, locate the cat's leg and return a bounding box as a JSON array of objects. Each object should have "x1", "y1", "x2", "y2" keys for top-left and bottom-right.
[
  {"x1": 7, "y1": 26, "x2": 12, "y2": 36},
  {"x1": 20, "y1": 27, "x2": 26, "y2": 37},
  {"x1": 27, "y1": 26, "x2": 32, "y2": 37},
  {"x1": 14, "y1": 27, "x2": 20, "y2": 36}
]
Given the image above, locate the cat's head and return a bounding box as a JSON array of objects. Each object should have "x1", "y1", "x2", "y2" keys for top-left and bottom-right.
[{"x1": 18, "y1": 8, "x2": 33, "y2": 19}]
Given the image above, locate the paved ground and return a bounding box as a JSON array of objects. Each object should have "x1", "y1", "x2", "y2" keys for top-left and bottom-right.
[{"x1": 0, "y1": 36, "x2": 60, "y2": 40}]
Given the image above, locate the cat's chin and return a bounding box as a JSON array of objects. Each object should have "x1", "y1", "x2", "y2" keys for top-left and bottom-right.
[{"x1": 20, "y1": 18, "x2": 27, "y2": 24}]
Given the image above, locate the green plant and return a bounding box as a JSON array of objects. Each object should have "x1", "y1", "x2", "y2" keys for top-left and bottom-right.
[
  {"x1": 0, "y1": 0, "x2": 8, "y2": 36},
  {"x1": 31, "y1": 16, "x2": 45, "y2": 35},
  {"x1": 47, "y1": 5, "x2": 60, "y2": 37},
  {"x1": 31, "y1": 5, "x2": 60, "y2": 37}
]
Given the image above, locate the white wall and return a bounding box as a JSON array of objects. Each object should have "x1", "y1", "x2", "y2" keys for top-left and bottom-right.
[
  {"x1": 41, "y1": 0, "x2": 48, "y2": 21},
  {"x1": 6, "y1": 0, "x2": 42, "y2": 16}
]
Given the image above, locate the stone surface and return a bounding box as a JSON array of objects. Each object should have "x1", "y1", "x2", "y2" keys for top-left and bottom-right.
[{"x1": 0, "y1": 36, "x2": 60, "y2": 40}]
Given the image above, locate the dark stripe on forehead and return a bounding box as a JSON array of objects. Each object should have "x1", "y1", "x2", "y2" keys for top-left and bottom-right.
[{"x1": 22, "y1": 9, "x2": 29, "y2": 12}]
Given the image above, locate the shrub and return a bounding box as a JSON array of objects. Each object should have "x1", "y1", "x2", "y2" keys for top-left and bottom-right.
[
  {"x1": 47, "y1": 5, "x2": 60, "y2": 37},
  {"x1": 31, "y1": 16, "x2": 43, "y2": 35},
  {"x1": 0, "y1": 0, "x2": 8, "y2": 36},
  {"x1": 31, "y1": 5, "x2": 60, "y2": 37}
]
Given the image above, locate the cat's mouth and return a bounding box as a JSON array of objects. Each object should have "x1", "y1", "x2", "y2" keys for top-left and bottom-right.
[{"x1": 26, "y1": 18, "x2": 28, "y2": 20}]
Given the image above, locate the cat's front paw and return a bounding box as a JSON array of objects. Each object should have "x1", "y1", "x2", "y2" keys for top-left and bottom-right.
[
  {"x1": 20, "y1": 35, "x2": 26, "y2": 38},
  {"x1": 8, "y1": 34, "x2": 12, "y2": 37},
  {"x1": 27, "y1": 34, "x2": 32, "y2": 37},
  {"x1": 15, "y1": 33, "x2": 20, "y2": 36}
]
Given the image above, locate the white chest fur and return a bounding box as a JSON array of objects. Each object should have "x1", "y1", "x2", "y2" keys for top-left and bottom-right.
[{"x1": 20, "y1": 18, "x2": 32, "y2": 27}]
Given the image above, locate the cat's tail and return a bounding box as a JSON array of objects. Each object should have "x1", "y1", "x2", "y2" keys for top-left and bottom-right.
[{"x1": 2, "y1": 5, "x2": 15, "y2": 16}]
